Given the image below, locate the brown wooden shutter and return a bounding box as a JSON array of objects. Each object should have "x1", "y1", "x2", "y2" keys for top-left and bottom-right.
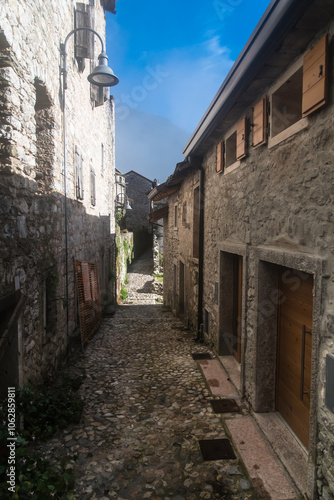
[
  {"x1": 75, "y1": 2, "x2": 94, "y2": 60},
  {"x1": 236, "y1": 117, "x2": 247, "y2": 160},
  {"x1": 302, "y1": 34, "x2": 328, "y2": 117},
  {"x1": 216, "y1": 140, "x2": 224, "y2": 173},
  {"x1": 253, "y1": 97, "x2": 267, "y2": 148}
]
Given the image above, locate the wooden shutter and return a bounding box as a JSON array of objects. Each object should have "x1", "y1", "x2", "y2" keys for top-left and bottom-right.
[
  {"x1": 302, "y1": 34, "x2": 328, "y2": 117},
  {"x1": 236, "y1": 117, "x2": 247, "y2": 160},
  {"x1": 75, "y1": 2, "x2": 94, "y2": 60},
  {"x1": 216, "y1": 140, "x2": 224, "y2": 173},
  {"x1": 90, "y1": 168, "x2": 96, "y2": 206},
  {"x1": 76, "y1": 147, "x2": 84, "y2": 200},
  {"x1": 253, "y1": 97, "x2": 267, "y2": 148}
]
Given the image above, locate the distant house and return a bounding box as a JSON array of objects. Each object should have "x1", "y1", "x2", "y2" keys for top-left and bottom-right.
[
  {"x1": 124, "y1": 170, "x2": 154, "y2": 258},
  {"x1": 149, "y1": 0, "x2": 334, "y2": 498},
  {"x1": 0, "y1": 0, "x2": 118, "y2": 390}
]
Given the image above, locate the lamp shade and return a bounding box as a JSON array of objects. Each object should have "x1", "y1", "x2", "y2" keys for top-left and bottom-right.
[{"x1": 88, "y1": 52, "x2": 119, "y2": 87}]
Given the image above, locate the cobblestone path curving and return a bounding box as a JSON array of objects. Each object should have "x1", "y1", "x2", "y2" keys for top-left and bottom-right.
[{"x1": 37, "y1": 252, "x2": 257, "y2": 499}]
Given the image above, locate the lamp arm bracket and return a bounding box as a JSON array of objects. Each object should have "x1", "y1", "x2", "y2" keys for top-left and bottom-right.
[{"x1": 61, "y1": 27, "x2": 105, "y2": 56}]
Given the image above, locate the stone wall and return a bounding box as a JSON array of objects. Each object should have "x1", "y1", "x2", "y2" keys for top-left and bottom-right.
[
  {"x1": 0, "y1": 0, "x2": 116, "y2": 386},
  {"x1": 124, "y1": 170, "x2": 153, "y2": 231},
  {"x1": 115, "y1": 227, "x2": 133, "y2": 302},
  {"x1": 163, "y1": 169, "x2": 200, "y2": 332}
]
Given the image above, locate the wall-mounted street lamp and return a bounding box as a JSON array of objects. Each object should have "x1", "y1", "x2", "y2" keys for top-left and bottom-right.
[
  {"x1": 60, "y1": 27, "x2": 119, "y2": 339},
  {"x1": 116, "y1": 192, "x2": 132, "y2": 211}
]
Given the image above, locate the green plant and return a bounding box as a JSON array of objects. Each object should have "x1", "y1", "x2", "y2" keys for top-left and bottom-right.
[
  {"x1": 120, "y1": 284, "x2": 128, "y2": 301},
  {"x1": 0, "y1": 379, "x2": 83, "y2": 499},
  {"x1": 17, "y1": 383, "x2": 84, "y2": 441},
  {"x1": 0, "y1": 451, "x2": 75, "y2": 499}
]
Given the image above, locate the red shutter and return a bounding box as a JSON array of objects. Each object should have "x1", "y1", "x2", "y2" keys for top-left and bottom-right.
[
  {"x1": 236, "y1": 117, "x2": 247, "y2": 160},
  {"x1": 253, "y1": 97, "x2": 267, "y2": 149},
  {"x1": 302, "y1": 34, "x2": 328, "y2": 117}
]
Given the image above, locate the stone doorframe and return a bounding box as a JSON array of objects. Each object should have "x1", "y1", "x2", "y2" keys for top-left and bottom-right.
[
  {"x1": 253, "y1": 245, "x2": 323, "y2": 497},
  {"x1": 218, "y1": 241, "x2": 247, "y2": 394}
]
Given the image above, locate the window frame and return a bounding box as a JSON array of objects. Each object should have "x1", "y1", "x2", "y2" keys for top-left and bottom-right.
[{"x1": 268, "y1": 55, "x2": 309, "y2": 149}]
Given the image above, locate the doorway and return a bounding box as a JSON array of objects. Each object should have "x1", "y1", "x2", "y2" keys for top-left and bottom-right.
[
  {"x1": 276, "y1": 269, "x2": 313, "y2": 449},
  {"x1": 219, "y1": 252, "x2": 242, "y2": 362}
]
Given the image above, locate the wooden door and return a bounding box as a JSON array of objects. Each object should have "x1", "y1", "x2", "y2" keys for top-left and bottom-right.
[
  {"x1": 232, "y1": 256, "x2": 242, "y2": 362},
  {"x1": 276, "y1": 270, "x2": 313, "y2": 448}
]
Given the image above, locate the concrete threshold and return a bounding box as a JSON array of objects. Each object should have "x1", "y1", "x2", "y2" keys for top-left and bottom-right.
[{"x1": 198, "y1": 357, "x2": 303, "y2": 500}]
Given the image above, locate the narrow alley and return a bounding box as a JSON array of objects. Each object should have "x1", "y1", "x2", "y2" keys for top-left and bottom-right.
[{"x1": 36, "y1": 252, "x2": 299, "y2": 500}]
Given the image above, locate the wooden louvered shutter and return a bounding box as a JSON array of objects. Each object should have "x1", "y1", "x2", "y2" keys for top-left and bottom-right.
[
  {"x1": 253, "y1": 97, "x2": 267, "y2": 148},
  {"x1": 236, "y1": 117, "x2": 247, "y2": 160},
  {"x1": 75, "y1": 3, "x2": 94, "y2": 60},
  {"x1": 90, "y1": 168, "x2": 96, "y2": 206},
  {"x1": 76, "y1": 147, "x2": 84, "y2": 200},
  {"x1": 216, "y1": 140, "x2": 224, "y2": 173},
  {"x1": 302, "y1": 34, "x2": 328, "y2": 117}
]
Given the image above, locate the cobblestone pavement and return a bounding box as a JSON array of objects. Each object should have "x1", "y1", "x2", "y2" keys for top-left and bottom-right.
[{"x1": 37, "y1": 252, "x2": 258, "y2": 499}]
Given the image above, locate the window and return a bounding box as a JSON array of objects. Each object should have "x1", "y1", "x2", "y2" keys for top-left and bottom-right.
[
  {"x1": 174, "y1": 204, "x2": 178, "y2": 228},
  {"x1": 90, "y1": 167, "x2": 96, "y2": 206},
  {"x1": 271, "y1": 67, "x2": 303, "y2": 137},
  {"x1": 75, "y1": 146, "x2": 84, "y2": 200},
  {"x1": 269, "y1": 33, "x2": 328, "y2": 146},
  {"x1": 226, "y1": 131, "x2": 237, "y2": 168},
  {"x1": 217, "y1": 117, "x2": 247, "y2": 173}
]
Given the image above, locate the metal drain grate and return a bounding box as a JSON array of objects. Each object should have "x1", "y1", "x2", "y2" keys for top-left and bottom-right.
[
  {"x1": 210, "y1": 399, "x2": 240, "y2": 413},
  {"x1": 199, "y1": 439, "x2": 236, "y2": 460},
  {"x1": 191, "y1": 352, "x2": 212, "y2": 360}
]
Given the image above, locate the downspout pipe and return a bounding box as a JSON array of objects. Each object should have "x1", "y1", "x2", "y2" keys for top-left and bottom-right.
[{"x1": 187, "y1": 155, "x2": 204, "y2": 342}]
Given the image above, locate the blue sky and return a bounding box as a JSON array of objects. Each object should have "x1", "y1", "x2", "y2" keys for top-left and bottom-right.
[{"x1": 106, "y1": 0, "x2": 271, "y2": 181}]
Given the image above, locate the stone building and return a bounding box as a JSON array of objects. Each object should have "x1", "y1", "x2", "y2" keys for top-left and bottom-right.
[
  {"x1": 150, "y1": 0, "x2": 334, "y2": 497},
  {"x1": 124, "y1": 170, "x2": 153, "y2": 258},
  {"x1": 0, "y1": 0, "x2": 118, "y2": 391},
  {"x1": 124, "y1": 170, "x2": 152, "y2": 231}
]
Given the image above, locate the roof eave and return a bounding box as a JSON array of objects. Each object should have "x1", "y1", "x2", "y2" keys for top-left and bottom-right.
[{"x1": 183, "y1": 0, "x2": 310, "y2": 158}]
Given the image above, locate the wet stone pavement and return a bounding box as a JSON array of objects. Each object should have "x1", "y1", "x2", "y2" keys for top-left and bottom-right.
[{"x1": 37, "y1": 253, "x2": 258, "y2": 499}]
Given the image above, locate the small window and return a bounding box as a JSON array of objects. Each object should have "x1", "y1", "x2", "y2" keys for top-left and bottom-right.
[
  {"x1": 90, "y1": 168, "x2": 96, "y2": 206},
  {"x1": 226, "y1": 131, "x2": 237, "y2": 168},
  {"x1": 75, "y1": 147, "x2": 84, "y2": 200},
  {"x1": 271, "y1": 67, "x2": 303, "y2": 137},
  {"x1": 174, "y1": 204, "x2": 178, "y2": 228}
]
